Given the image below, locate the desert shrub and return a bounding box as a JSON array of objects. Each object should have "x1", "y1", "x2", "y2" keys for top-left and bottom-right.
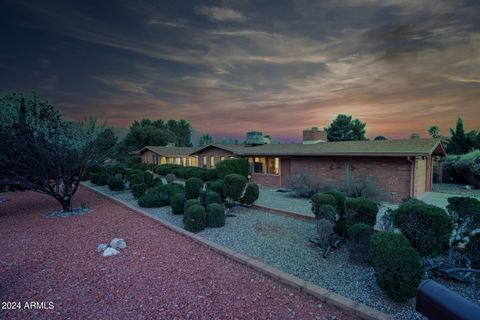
[
  {"x1": 165, "y1": 173, "x2": 176, "y2": 184},
  {"x1": 184, "y1": 199, "x2": 201, "y2": 211},
  {"x1": 216, "y1": 158, "x2": 249, "y2": 178},
  {"x1": 208, "y1": 179, "x2": 224, "y2": 198},
  {"x1": 447, "y1": 196, "x2": 480, "y2": 243},
  {"x1": 316, "y1": 204, "x2": 337, "y2": 222},
  {"x1": 371, "y1": 232, "x2": 423, "y2": 302},
  {"x1": 240, "y1": 183, "x2": 259, "y2": 205},
  {"x1": 127, "y1": 156, "x2": 142, "y2": 168},
  {"x1": 107, "y1": 176, "x2": 124, "y2": 191},
  {"x1": 205, "y1": 191, "x2": 222, "y2": 205},
  {"x1": 340, "y1": 164, "x2": 383, "y2": 200},
  {"x1": 223, "y1": 174, "x2": 248, "y2": 201},
  {"x1": 138, "y1": 191, "x2": 169, "y2": 208},
  {"x1": 131, "y1": 183, "x2": 147, "y2": 199},
  {"x1": 170, "y1": 193, "x2": 186, "y2": 215},
  {"x1": 185, "y1": 177, "x2": 204, "y2": 199},
  {"x1": 90, "y1": 172, "x2": 109, "y2": 185},
  {"x1": 316, "y1": 218, "x2": 334, "y2": 248},
  {"x1": 392, "y1": 200, "x2": 453, "y2": 256},
  {"x1": 449, "y1": 150, "x2": 480, "y2": 187},
  {"x1": 206, "y1": 203, "x2": 226, "y2": 228},
  {"x1": 311, "y1": 193, "x2": 337, "y2": 216},
  {"x1": 345, "y1": 197, "x2": 378, "y2": 227},
  {"x1": 347, "y1": 223, "x2": 373, "y2": 263},
  {"x1": 128, "y1": 173, "x2": 145, "y2": 185},
  {"x1": 287, "y1": 170, "x2": 321, "y2": 198},
  {"x1": 183, "y1": 204, "x2": 206, "y2": 232}
]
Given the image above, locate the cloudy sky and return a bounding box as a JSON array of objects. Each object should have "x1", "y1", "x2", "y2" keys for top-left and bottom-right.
[{"x1": 1, "y1": 0, "x2": 479, "y2": 141}]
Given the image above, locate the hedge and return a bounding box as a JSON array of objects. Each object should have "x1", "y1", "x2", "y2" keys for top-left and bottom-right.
[
  {"x1": 138, "y1": 191, "x2": 169, "y2": 208},
  {"x1": 183, "y1": 204, "x2": 206, "y2": 232},
  {"x1": 206, "y1": 203, "x2": 225, "y2": 228},
  {"x1": 216, "y1": 158, "x2": 249, "y2": 178},
  {"x1": 240, "y1": 183, "x2": 259, "y2": 205},
  {"x1": 170, "y1": 193, "x2": 186, "y2": 215},
  {"x1": 185, "y1": 177, "x2": 204, "y2": 199}
]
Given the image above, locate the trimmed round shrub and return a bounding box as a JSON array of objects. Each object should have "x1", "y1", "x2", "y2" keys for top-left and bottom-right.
[
  {"x1": 223, "y1": 174, "x2": 248, "y2": 201},
  {"x1": 347, "y1": 223, "x2": 373, "y2": 263},
  {"x1": 206, "y1": 203, "x2": 225, "y2": 228},
  {"x1": 185, "y1": 177, "x2": 204, "y2": 199},
  {"x1": 144, "y1": 171, "x2": 154, "y2": 186},
  {"x1": 311, "y1": 193, "x2": 337, "y2": 216},
  {"x1": 345, "y1": 197, "x2": 378, "y2": 226},
  {"x1": 165, "y1": 173, "x2": 176, "y2": 184},
  {"x1": 205, "y1": 191, "x2": 222, "y2": 205},
  {"x1": 316, "y1": 204, "x2": 337, "y2": 222},
  {"x1": 152, "y1": 177, "x2": 163, "y2": 186},
  {"x1": 105, "y1": 164, "x2": 125, "y2": 176},
  {"x1": 107, "y1": 176, "x2": 124, "y2": 191},
  {"x1": 392, "y1": 200, "x2": 453, "y2": 257},
  {"x1": 131, "y1": 183, "x2": 147, "y2": 199},
  {"x1": 216, "y1": 158, "x2": 249, "y2": 178},
  {"x1": 184, "y1": 199, "x2": 201, "y2": 211},
  {"x1": 128, "y1": 173, "x2": 145, "y2": 185},
  {"x1": 127, "y1": 156, "x2": 142, "y2": 168},
  {"x1": 138, "y1": 191, "x2": 169, "y2": 208},
  {"x1": 91, "y1": 172, "x2": 109, "y2": 185},
  {"x1": 240, "y1": 183, "x2": 259, "y2": 205},
  {"x1": 183, "y1": 204, "x2": 206, "y2": 232},
  {"x1": 371, "y1": 232, "x2": 423, "y2": 302},
  {"x1": 170, "y1": 193, "x2": 186, "y2": 215},
  {"x1": 164, "y1": 183, "x2": 185, "y2": 196},
  {"x1": 324, "y1": 190, "x2": 346, "y2": 214},
  {"x1": 208, "y1": 179, "x2": 224, "y2": 198}
]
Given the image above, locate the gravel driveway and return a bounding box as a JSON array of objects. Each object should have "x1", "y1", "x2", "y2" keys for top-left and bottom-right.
[{"x1": 0, "y1": 187, "x2": 347, "y2": 320}]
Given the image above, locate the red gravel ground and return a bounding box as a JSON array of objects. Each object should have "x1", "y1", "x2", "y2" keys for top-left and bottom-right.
[{"x1": 0, "y1": 187, "x2": 348, "y2": 320}]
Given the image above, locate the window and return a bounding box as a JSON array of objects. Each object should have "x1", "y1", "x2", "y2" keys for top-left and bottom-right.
[
  {"x1": 253, "y1": 157, "x2": 279, "y2": 175},
  {"x1": 181, "y1": 157, "x2": 186, "y2": 166},
  {"x1": 175, "y1": 157, "x2": 181, "y2": 165},
  {"x1": 203, "y1": 156, "x2": 207, "y2": 168},
  {"x1": 220, "y1": 156, "x2": 225, "y2": 162},
  {"x1": 210, "y1": 156, "x2": 215, "y2": 168},
  {"x1": 160, "y1": 157, "x2": 166, "y2": 164}
]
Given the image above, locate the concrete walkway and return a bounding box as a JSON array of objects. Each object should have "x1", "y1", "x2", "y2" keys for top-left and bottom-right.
[{"x1": 420, "y1": 191, "x2": 480, "y2": 210}]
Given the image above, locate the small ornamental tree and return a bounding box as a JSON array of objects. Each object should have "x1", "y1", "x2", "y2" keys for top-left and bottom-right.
[
  {"x1": 0, "y1": 93, "x2": 116, "y2": 212},
  {"x1": 223, "y1": 174, "x2": 248, "y2": 206}
]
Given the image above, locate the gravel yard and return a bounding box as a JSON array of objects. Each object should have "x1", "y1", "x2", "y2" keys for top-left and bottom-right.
[
  {"x1": 0, "y1": 186, "x2": 348, "y2": 320},
  {"x1": 85, "y1": 182, "x2": 480, "y2": 320},
  {"x1": 256, "y1": 186, "x2": 313, "y2": 217}
]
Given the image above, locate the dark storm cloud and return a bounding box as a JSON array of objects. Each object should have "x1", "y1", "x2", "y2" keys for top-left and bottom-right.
[{"x1": 0, "y1": 0, "x2": 479, "y2": 140}]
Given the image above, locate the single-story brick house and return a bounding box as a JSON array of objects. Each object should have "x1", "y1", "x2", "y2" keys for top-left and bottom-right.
[
  {"x1": 137, "y1": 146, "x2": 200, "y2": 167},
  {"x1": 136, "y1": 136, "x2": 445, "y2": 201}
]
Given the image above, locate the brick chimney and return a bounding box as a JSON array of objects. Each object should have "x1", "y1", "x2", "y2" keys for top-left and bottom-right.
[{"x1": 302, "y1": 127, "x2": 327, "y2": 144}]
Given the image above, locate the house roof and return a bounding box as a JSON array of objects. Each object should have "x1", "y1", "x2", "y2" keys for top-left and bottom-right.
[
  {"x1": 138, "y1": 146, "x2": 200, "y2": 157},
  {"x1": 189, "y1": 144, "x2": 250, "y2": 155},
  {"x1": 191, "y1": 139, "x2": 446, "y2": 157}
]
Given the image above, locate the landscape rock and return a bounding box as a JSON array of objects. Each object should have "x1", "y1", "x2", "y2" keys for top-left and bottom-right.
[
  {"x1": 96, "y1": 243, "x2": 108, "y2": 252},
  {"x1": 110, "y1": 238, "x2": 127, "y2": 250},
  {"x1": 102, "y1": 247, "x2": 120, "y2": 257}
]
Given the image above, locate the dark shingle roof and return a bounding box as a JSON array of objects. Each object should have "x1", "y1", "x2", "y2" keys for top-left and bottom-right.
[{"x1": 138, "y1": 146, "x2": 200, "y2": 157}]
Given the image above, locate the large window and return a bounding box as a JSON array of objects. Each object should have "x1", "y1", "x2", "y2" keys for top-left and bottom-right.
[
  {"x1": 252, "y1": 157, "x2": 280, "y2": 175},
  {"x1": 210, "y1": 156, "x2": 215, "y2": 168},
  {"x1": 202, "y1": 156, "x2": 207, "y2": 168},
  {"x1": 220, "y1": 156, "x2": 225, "y2": 162}
]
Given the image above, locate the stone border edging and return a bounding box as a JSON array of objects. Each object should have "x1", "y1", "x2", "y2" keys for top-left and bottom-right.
[
  {"x1": 253, "y1": 204, "x2": 316, "y2": 223},
  {"x1": 81, "y1": 182, "x2": 394, "y2": 320}
]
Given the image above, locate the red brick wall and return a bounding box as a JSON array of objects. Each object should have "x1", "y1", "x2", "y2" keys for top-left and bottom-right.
[
  {"x1": 284, "y1": 156, "x2": 412, "y2": 201},
  {"x1": 195, "y1": 148, "x2": 236, "y2": 169}
]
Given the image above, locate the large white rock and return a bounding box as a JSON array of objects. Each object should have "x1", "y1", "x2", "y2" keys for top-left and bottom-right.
[
  {"x1": 102, "y1": 247, "x2": 120, "y2": 257},
  {"x1": 110, "y1": 238, "x2": 127, "y2": 250},
  {"x1": 96, "y1": 243, "x2": 109, "y2": 252}
]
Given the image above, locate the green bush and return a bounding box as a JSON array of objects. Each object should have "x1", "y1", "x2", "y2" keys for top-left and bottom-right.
[
  {"x1": 216, "y1": 158, "x2": 249, "y2": 178},
  {"x1": 392, "y1": 200, "x2": 453, "y2": 256},
  {"x1": 105, "y1": 164, "x2": 125, "y2": 176},
  {"x1": 449, "y1": 150, "x2": 480, "y2": 187},
  {"x1": 90, "y1": 172, "x2": 109, "y2": 185},
  {"x1": 206, "y1": 203, "x2": 225, "y2": 228},
  {"x1": 224, "y1": 174, "x2": 248, "y2": 201},
  {"x1": 345, "y1": 197, "x2": 378, "y2": 226},
  {"x1": 185, "y1": 177, "x2": 204, "y2": 199},
  {"x1": 128, "y1": 173, "x2": 145, "y2": 185},
  {"x1": 183, "y1": 204, "x2": 206, "y2": 232},
  {"x1": 316, "y1": 204, "x2": 337, "y2": 222},
  {"x1": 170, "y1": 193, "x2": 186, "y2": 215},
  {"x1": 371, "y1": 232, "x2": 423, "y2": 302},
  {"x1": 447, "y1": 196, "x2": 480, "y2": 222},
  {"x1": 311, "y1": 193, "x2": 337, "y2": 216},
  {"x1": 208, "y1": 179, "x2": 224, "y2": 198},
  {"x1": 152, "y1": 177, "x2": 163, "y2": 186},
  {"x1": 184, "y1": 199, "x2": 201, "y2": 211},
  {"x1": 205, "y1": 191, "x2": 222, "y2": 205},
  {"x1": 107, "y1": 176, "x2": 124, "y2": 191},
  {"x1": 324, "y1": 190, "x2": 346, "y2": 214},
  {"x1": 240, "y1": 183, "x2": 259, "y2": 205},
  {"x1": 138, "y1": 191, "x2": 169, "y2": 208},
  {"x1": 127, "y1": 156, "x2": 142, "y2": 168},
  {"x1": 153, "y1": 164, "x2": 182, "y2": 175},
  {"x1": 131, "y1": 183, "x2": 147, "y2": 199},
  {"x1": 165, "y1": 173, "x2": 176, "y2": 184},
  {"x1": 144, "y1": 171, "x2": 154, "y2": 186},
  {"x1": 164, "y1": 183, "x2": 185, "y2": 196},
  {"x1": 129, "y1": 162, "x2": 152, "y2": 171},
  {"x1": 347, "y1": 223, "x2": 373, "y2": 263}
]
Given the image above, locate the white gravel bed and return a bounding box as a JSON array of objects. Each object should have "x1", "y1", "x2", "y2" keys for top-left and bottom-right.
[{"x1": 85, "y1": 182, "x2": 479, "y2": 320}]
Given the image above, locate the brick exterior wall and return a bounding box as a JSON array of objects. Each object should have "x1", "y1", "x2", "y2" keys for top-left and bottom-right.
[
  {"x1": 251, "y1": 173, "x2": 281, "y2": 188},
  {"x1": 285, "y1": 156, "x2": 413, "y2": 201},
  {"x1": 195, "y1": 148, "x2": 236, "y2": 169}
]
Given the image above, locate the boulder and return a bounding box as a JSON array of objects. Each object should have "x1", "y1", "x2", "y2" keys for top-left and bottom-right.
[
  {"x1": 110, "y1": 238, "x2": 127, "y2": 250},
  {"x1": 96, "y1": 243, "x2": 109, "y2": 252},
  {"x1": 102, "y1": 247, "x2": 120, "y2": 257}
]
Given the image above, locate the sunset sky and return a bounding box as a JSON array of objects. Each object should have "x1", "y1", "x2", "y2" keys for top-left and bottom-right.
[{"x1": 1, "y1": 0, "x2": 479, "y2": 142}]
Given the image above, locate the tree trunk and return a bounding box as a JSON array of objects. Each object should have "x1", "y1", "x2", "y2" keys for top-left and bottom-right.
[{"x1": 59, "y1": 197, "x2": 73, "y2": 212}]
